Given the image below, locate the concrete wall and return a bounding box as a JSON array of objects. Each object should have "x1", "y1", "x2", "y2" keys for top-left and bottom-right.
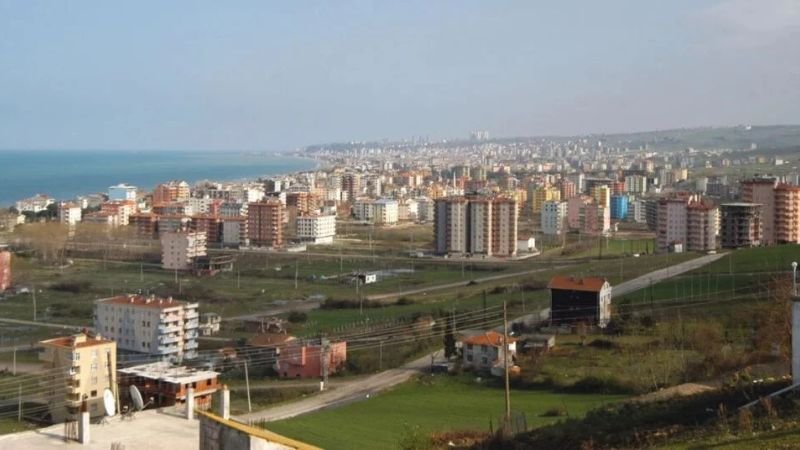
[{"x1": 198, "y1": 411, "x2": 320, "y2": 450}]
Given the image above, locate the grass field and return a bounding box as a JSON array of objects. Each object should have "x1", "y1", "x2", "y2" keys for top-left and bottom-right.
[{"x1": 264, "y1": 375, "x2": 626, "y2": 450}]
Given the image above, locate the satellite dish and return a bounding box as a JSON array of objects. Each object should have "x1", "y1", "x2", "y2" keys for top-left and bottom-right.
[
  {"x1": 103, "y1": 389, "x2": 116, "y2": 417},
  {"x1": 130, "y1": 385, "x2": 144, "y2": 411}
]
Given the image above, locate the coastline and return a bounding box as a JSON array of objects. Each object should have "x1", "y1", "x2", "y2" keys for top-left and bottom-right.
[{"x1": 1, "y1": 150, "x2": 319, "y2": 206}]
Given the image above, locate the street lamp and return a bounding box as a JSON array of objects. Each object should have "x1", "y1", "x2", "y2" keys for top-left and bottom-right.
[{"x1": 792, "y1": 261, "x2": 798, "y2": 296}]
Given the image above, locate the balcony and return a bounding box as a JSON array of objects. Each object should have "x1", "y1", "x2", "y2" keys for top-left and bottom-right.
[
  {"x1": 184, "y1": 320, "x2": 199, "y2": 330},
  {"x1": 66, "y1": 379, "x2": 81, "y2": 394},
  {"x1": 66, "y1": 393, "x2": 82, "y2": 406},
  {"x1": 184, "y1": 311, "x2": 199, "y2": 320},
  {"x1": 184, "y1": 341, "x2": 199, "y2": 350},
  {"x1": 159, "y1": 334, "x2": 181, "y2": 344},
  {"x1": 158, "y1": 324, "x2": 182, "y2": 334},
  {"x1": 184, "y1": 330, "x2": 198, "y2": 340},
  {"x1": 157, "y1": 345, "x2": 180, "y2": 354}
]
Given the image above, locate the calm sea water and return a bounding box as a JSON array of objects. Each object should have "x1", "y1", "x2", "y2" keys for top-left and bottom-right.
[{"x1": 0, "y1": 150, "x2": 316, "y2": 206}]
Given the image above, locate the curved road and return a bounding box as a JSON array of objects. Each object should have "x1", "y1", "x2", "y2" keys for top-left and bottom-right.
[{"x1": 235, "y1": 252, "x2": 727, "y2": 424}]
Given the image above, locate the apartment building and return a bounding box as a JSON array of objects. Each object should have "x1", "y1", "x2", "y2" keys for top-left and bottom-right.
[
  {"x1": 686, "y1": 201, "x2": 718, "y2": 252},
  {"x1": 740, "y1": 177, "x2": 778, "y2": 244},
  {"x1": 58, "y1": 202, "x2": 82, "y2": 226},
  {"x1": 775, "y1": 184, "x2": 800, "y2": 243},
  {"x1": 720, "y1": 203, "x2": 762, "y2": 248},
  {"x1": 491, "y1": 197, "x2": 518, "y2": 257},
  {"x1": 247, "y1": 200, "x2": 284, "y2": 248},
  {"x1": 468, "y1": 197, "x2": 492, "y2": 255},
  {"x1": 591, "y1": 185, "x2": 611, "y2": 209},
  {"x1": 94, "y1": 295, "x2": 199, "y2": 361},
  {"x1": 222, "y1": 217, "x2": 248, "y2": 248},
  {"x1": 656, "y1": 194, "x2": 719, "y2": 253},
  {"x1": 153, "y1": 180, "x2": 190, "y2": 205},
  {"x1": 100, "y1": 200, "x2": 136, "y2": 226},
  {"x1": 296, "y1": 214, "x2": 336, "y2": 244},
  {"x1": 108, "y1": 183, "x2": 137, "y2": 201},
  {"x1": 433, "y1": 196, "x2": 518, "y2": 257},
  {"x1": 0, "y1": 248, "x2": 11, "y2": 291},
  {"x1": 610, "y1": 195, "x2": 629, "y2": 221},
  {"x1": 530, "y1": 186, "x2": 560, "y2": 214},
  {"x1": 625, "y1": 174, "x2": 648, "y2": 195},
  {"x1": 15, "y1": 194, "x2": 54, "y2": 213},
  {"x1": 434, "y1": 197, "x2": 469, "y2": 254},
  {"x1": 160, "y1": 230, "x2": 207, "y2": 270},
  {"x1": 373, "y1": 199, "x2": 399, "y2": 225},
  {"x1": 39, "y1": 333, "x2": 117, "y2": 423},
  {"x1": 541, "y1": 200, "x2": 568, "y2": 235}
]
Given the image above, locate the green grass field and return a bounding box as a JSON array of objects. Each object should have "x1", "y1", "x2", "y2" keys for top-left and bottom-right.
[{"x1": 264, "y1": 375, "x2": 626, "y2": 450}]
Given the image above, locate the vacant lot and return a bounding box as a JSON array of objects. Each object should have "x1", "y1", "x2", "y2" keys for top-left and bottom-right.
[{"x1": 264, "y1": 375, "x2": 625, "y2": 450}]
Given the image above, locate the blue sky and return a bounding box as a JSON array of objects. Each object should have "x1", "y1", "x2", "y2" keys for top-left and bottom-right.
[{"x1": 1, "y1": 0, "x2": 798, "y2": 151}]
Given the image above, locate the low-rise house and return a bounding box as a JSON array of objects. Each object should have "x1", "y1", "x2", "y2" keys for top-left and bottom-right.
[
  {"x1": 548, "y1": 276, "x2": 612, "y2": 328},
  {"x1": 198, "y1": 313, "x2": 222, "y2": 336},
  {"x1": 460, "y1": 331, "x2": 516, "y2": 373},
  {"x1": 275, "y1": 338, "x2": 347, "y2": 379},
  {"x1": 517, "y1": 334, "x2": 556, "y2": 354}
]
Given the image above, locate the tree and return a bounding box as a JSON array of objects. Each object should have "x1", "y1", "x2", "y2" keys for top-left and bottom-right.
[{"x1": 443, "y1": 320, "x2": 456, "y2": 358}]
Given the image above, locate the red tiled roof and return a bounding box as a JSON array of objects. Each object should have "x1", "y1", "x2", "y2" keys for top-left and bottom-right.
[
  {"x1": 461, "y1": 331, "x2": 516, "y2": 346},
  {"x1": 548, "y1": 276, "x2": 608, "y2": 293},
  {"x1": 99, "y1": 295, "x2": 187, "y2": 309}
]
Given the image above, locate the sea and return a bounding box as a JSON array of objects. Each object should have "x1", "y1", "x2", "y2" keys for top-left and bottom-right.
[{"x1": 0, "y1": 149, "x2": 317, "y2": 207}]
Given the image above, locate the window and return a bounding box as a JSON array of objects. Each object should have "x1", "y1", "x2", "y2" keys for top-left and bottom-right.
[
  {"x1": 466, "y1": 354, "x2": 473, "y2": 362},
  {"x1": 90, "y1": 390, "x2": 97, "y2": 397}
]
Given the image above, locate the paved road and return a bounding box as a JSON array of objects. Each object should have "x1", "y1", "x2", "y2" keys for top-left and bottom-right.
[
  {"x1": 223, "y1": 298, "x2": 322, "y2": 322},
  {"x1": 612, "y1": 253, "x2": 726, "y2": 297},
  {"x1": 236, "y1": 351, "x2": 438, "y2": 423},
  {"x1": 0, "y1": 317, "x2": 83, "y2": 330},
  {"x1": 366, "y1": 265, "x2": 568, "y2": 302},
  {"x1": 236, "y1": 253, "x2": 728, "y2": 423}
]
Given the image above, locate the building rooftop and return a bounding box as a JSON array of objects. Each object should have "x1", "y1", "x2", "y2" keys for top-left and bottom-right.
[
  {"x1": 97, "y1": 294, "x2": 196, "y2": 310},
  {"x1": 721, "y1": 202, "x2": 763, "y2": 207},
  {"x1": 548, "y1": 276, "x2": 608, "y2": 293},
  {"x1": 118, "y1": 361, "x2": 219, "y2": 385},
  {"x1": 40, "y1": 332, "x2": 113, "y2": 349},
  {"x1": 461, "y1": 330, "x2": 515, "y2": 347}
]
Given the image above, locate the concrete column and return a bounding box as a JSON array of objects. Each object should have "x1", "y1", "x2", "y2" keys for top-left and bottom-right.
[
  {"x1": 793, "y1": 296, "x2": 800, "y2": 385},
  {"x1": 217, "y1": 385, "x2": 230, "y2": 420},
  {"x1": 79, "y1": 410, "x2": 90, "y2": 445},
  {"x1": 186, "y1": 387, "x2": 195, "y2": 420}
]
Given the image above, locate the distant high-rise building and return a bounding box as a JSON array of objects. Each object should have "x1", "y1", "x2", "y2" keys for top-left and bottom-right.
[
  {"x1": 160, "y1": 231, "x2": 207, "y2": 271},
  {"x1": 740, "y1": 177, "x2": 778, "y2": 245},
  {"x1": 610, "y1": 195, "x2": 629, "y2": 220},
  {"x1": 656, "y1": 194, "x2": 718, "y2": 253},
  {"x1": 434, "y1": 197, "x2": 468, "y2": 255},
  {"x1": 247, "y1": 200, "x2": 284, "y2": 248},
  {"x1": 490, "y1": 197, "x2": 518, "y2": 257},
  {"x1": 775, "y1": 184, "x2": 800, "y2": 244},
  {"x1": 108, "y1": 183, "x2": 138, "y2": 202},
  {"x1": 541, "y1": 201, "x2": 568, "y2": 235},
  {"x1": 153, "y1": 180, "x2": 190, "y2": 205},
  {"x1": 720, "y1": 203, "x2": 762, "y2": 248}
]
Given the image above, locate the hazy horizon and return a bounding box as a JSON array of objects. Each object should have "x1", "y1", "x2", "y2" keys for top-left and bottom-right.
[{"x1": 2, "y1": 1, "x2": 799, "y2": 151}]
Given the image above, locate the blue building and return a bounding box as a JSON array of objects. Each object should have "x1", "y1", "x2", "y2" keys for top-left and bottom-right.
[{"x1": 610, "y1": 194, "x2": 629, "y2": 220}]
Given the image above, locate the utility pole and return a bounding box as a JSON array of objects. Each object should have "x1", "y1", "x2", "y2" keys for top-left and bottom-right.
[
  {"x1": 12, "y1": 347, "x2": 16, "y2": 376},
  {"x1": 243, "y1": 360, "x2": 252, "y2": 413},
  {"x1": 294, "y1": 259, "x2": 299, "y2": 290},
  {"x1": 503, "y1": 301, "x2": 511, "y2": 424},
  {"x1": 321, "y1": 338, "x2": 330, "y2": 390},
  {"x1": 18, "y1": 384, "x2": 22, "y2": 421},
  {"x1": 32, "y1": 287, "x2": 36, "y2": 322},
  {"x1": 379, "y1": 340, "x2": 383, "y2": 371}
]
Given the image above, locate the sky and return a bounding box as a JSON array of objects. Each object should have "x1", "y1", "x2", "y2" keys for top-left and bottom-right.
[{"x1": 1, "y1": 0, "x2": 799, "y2": 151}]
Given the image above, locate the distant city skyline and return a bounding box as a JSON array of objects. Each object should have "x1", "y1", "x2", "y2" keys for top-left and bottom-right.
[{"x1": 1, "y1": 0, "x2": 799, "y2": 151}]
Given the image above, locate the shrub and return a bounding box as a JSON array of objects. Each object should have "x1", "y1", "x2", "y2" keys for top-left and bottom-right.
[
  {"x1": 50, "y1": 281, "x2": 92, "y2": 294},
  {"x1": 287, "y1": 311, "x2": 307, "y2": 323}
]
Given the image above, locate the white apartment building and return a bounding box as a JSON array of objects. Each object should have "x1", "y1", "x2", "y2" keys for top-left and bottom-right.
[
  {"x1": 631, "y1": 199, "x2": 647, "y2": 223},
  {"x1": 222, "y1": 218, "x2": 247, "y2": 247},
  {"x1": 296, "y1": 214, "x2": 336, "y2": 244},
  {"x1": 15, "y1": 194, "x2": 54, "y2": 213},
  {"x1": 416, "y1": 197, "x2": 435, "y2": 222},
  {"x1": 468, "y1": 198, "x2": 492, "y2": 255},
  {"x1": 541, "y1": 200, "x2": 568, "y2": 235},
  {"x1": 108, "y1": 183, "x2": 137, "y2": 201},
  {"x1": 94, "y1": 295, "x2": 199, "y2": 361},
  {"x1": 353, "y1": 199, "x2": 375, "y2": 222},
  {"x1": 58, "y1": 202, "x2": 82, "y2": 226},
  {"x1": 625, "y1": 175, "x2": 647, "y2": 195},
  {"x1": 160, "y1": 231, "x2": 207, "y2": 270},
  {"x1": 220, "y1": 201, "x2": 248, "y2": 217},
  {"x1": 373, "y1": 199, "x2": 399, "y2": 225}
]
